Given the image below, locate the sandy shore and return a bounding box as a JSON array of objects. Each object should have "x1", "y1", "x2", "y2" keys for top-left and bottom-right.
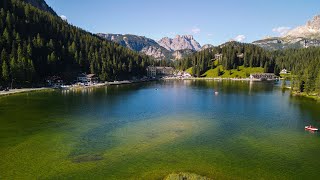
[{"x1": 0, "y1": 88, "x2": 51, "y2": 96}]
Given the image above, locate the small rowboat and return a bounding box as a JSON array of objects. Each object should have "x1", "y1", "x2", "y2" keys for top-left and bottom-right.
[{"x1": 305, "y1": 125, "x2": 318, "y2": 131}]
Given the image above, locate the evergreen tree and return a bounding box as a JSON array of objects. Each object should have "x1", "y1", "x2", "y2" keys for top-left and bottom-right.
[
  {"x1": 0, "y1": 0, "x2": 153, "y2": 86},
  {"x1": 2, "y1": 60, "x2": 9, "y2": 81}
]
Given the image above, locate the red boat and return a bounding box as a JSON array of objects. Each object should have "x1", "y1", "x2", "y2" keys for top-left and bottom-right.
[{"x1": 305, "y1": 125, "x2": 318, "y2": 131}]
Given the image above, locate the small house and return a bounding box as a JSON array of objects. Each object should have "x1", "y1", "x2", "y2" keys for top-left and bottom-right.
[
  {"x1": 87, "y1": 74, "x2": 98, "y2": 84},
  {"x1": 250, "y1": 73, "x2": 275, "y2": 81},
  {"x1": 146, "y1": 66, "x2": 174, "y2": 77},
  {"x1": 46, "y1": 76, "x2": 64, "y2": 88},
  {"x1": 280, "y1": 69, "x2": 288, "y2": 74},
  {"x1": 77, "y1": 73, "x2": 98, "y2": 84}
]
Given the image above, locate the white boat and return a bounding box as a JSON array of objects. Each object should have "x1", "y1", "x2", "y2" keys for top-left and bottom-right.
[{"x1": 305, "y1": 125, "x2": 318, "y2": 131}]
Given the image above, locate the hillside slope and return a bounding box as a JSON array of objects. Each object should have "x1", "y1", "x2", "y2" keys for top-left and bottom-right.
[
  {"x1": 25, "y1": 0, "x2": 57, "y2": 15},
  {"x1": 0, "y1": 0, "x2": 152, "y2": 86}
]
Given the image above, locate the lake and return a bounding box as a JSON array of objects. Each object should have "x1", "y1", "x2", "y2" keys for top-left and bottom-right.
[{"x1": 0, "y1": 80, "x2": 320, "y2": 179}]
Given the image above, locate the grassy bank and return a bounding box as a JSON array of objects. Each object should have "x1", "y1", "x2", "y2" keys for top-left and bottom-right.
[
  {"x1": 291, "y1": 91, "x2": 320, "y2": 101},
  {"x1": 203, "y1": 65, "x2": 264, "y2": 78},
  {"x1": 184, "y1": 65, "x2": 264, "y2": 79}
]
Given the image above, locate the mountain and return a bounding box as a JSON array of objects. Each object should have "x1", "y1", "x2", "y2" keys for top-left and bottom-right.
[
  {"x1": 97, "y1": 33, "x2": 171, "y2": 60},
  {"x1": 286, "y1": 15, "x2": 320, "y2": 38},
  {"x1": 201, "y1": 44, "x2": 214, "y2": 50},
  {"x1": 97, "y1": 33, "x2": 202, "y2": 60},
  {"x1": 253, "y1": 15, "x2": 320, "y2": 50},
  {"x1": 172, "y1": 49, "x2": 196, "y2": 60},
  {"x1": 158, "y1": 35, "x2": 201, "y2": 51},
  {"x1": 25, "y1": 0, "x2": 57, "y2": 15}
]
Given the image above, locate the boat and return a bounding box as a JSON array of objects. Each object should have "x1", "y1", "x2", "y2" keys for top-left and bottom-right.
[{"x1": 305, "y1": 125, "x2": 318, "y2": 131}]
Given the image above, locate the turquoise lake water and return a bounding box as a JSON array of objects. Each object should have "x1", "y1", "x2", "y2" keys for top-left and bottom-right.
[{"x1": 0, "y1": 80, "x2": 320, "y2": 179}]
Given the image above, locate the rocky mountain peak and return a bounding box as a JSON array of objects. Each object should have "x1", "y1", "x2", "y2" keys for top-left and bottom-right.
[
  {"x1": 306, "y1": 15, "x2": 320, "y2": 30},
  {"x1": 98, "y1": 33, "x2": 203, "y2": 60},
  {"x1": 286, "y1": 15, "x2": 320, "y2": 38},
  {"x1": 158, "y1": 35, "x2": 201, "y2": 51}
]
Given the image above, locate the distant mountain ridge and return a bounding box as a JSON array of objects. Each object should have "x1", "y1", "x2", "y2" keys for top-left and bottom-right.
[
  {"x1": 97, "y1": 33, "x2": 171, "y2": 60},
  {"x1": 24, "y1": 0, "x2": 57, "y2": 15},
  {"x1": 253, "y1": 15, "x2": 320, "y2": 50},
  {"x1": 97, "y1": 33, "x2": 201, "y2": 60}
]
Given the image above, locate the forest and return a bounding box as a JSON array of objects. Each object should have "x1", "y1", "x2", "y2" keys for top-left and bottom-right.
[
  {"x1": 0, "y1": 0, "x2": 153, "y2": 87},
  {"x1": 0, "y1": 0, "x2": 319, "y2": 96},
  {"x1": 176, "y1": 41, "x2": 277, "y2": 77},
  {"x1": 177, "y1": 41, "x2": 320, "y2": 96},
  {"x1": 275, "y1": 47, "x2": 320, "y2": 95}
]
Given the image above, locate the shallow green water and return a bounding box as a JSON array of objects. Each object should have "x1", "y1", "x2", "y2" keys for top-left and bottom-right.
[{"x1": 0, "y1": 80, "x2": 320, "y2": 179}]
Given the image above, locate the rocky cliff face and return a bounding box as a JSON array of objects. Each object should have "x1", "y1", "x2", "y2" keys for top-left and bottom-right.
[
  {"x1": 141, "y1": 46, "x2": 167, "y2": 59},
  {"x1": 172, "y1": 49, "x2": 196, "y2": 60},
  {"x1": 158, "y1": 35, "x2": 202, "y2": 51},
  {"x1": 286, "y1": 15, "x2": 320, "y2": 38},
  {"x1": 253, "y1": 15, "x2": 320, "y2": 50},
  {"x1": 97, "y1": 33, "x2": 171, "y2": 60},
  {"x1": 98, "y1": 33, "x2": 203, "y2": 60},
  {"x1": 25, "y1": 0, "x2": 57, "y2": 15}
]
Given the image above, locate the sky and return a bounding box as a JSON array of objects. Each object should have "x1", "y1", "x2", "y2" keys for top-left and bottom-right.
[{"x1": 45, "y1": 0, "x2": 320, "y2": 46}]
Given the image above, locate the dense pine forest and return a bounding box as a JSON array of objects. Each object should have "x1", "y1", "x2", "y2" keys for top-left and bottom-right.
[
  {"x1": 177, "y1": 41, "x2": 320, "y2": 96},
  {"x1": 176, "y1": 42, "x2": 277, "y2": 77},
  {"x1": 275, "y1": 48, "x2": 320, "y2": 95},
  {"x1": 0, "y1": 0, "x2": 319, "y2": 97},
  {"x1": 0, "y1": 0, "x2": 153, "y2": 87}
]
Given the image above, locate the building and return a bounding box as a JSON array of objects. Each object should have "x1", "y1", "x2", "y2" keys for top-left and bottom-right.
[
  {"x1": 250, "y1": 73, "x2": 275, "y2": 81},
  {"x1": 147, "y1": 66, "x2": 174, "y2": 77},
  {"x1": 237, "y1": 53, "x2": 244, "y2": 58},
  {"x1": 77, "y1": 73, "x2": 98, "y2": 84},
  {"x1": 214, "y1": 53, "x2": 223, "y2": 62},
  {"x1": 46, "y1": 76, "x2": 64, "y2": 88},
  {"x1": 147, "y1": 66, "x2": 157, "y2": 77},
  {"x1": 182, "y1": 72, "x2": 192, "y2": 78},
  {"x1": 280, "y1": 68, "x2": 288, "y2": 74},
  {"x1": 87, "y1": 74, "x2": 98, "y2": 83}
]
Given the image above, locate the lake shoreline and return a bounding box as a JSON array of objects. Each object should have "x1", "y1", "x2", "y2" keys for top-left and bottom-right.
[
  {"x1": 0, "y1": 79, "x2": 157, "y2": 97},
  {"x1": 291, "y1": 91, "x2": 320, "y2": 101},
  {"x1": 0, "y1": 87, "x2": 53, "y2": 97},
  {"x1": 162, "y1": 77, "x2": 278, "y2": 82}
]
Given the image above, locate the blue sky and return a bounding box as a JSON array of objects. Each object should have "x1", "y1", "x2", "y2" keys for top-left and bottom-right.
[{"x1": 46, "y1": 0, "x2": 320, "y2": 45}]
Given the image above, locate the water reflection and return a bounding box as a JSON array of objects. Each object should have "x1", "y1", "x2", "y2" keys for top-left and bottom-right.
[{"x1": 1, "y1": 80, "x2": 320, "y2": 179}]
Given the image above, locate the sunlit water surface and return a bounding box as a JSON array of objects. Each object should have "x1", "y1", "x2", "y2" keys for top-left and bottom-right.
[{"x1": 0, "y1": 80, "x2": 320, "y2": 179}]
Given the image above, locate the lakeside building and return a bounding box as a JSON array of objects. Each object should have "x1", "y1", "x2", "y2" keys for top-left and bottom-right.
[
  {"x1": 77, "y1": 73, "x2": 98, "y2": 84},
  {"x1": 214, "y1": 53, "x2": 223, "y2": 62},
  {"x1": 46, "y1": 76, "x2": 64, "y2": 88},
  {"x1": 280, "y1": 68, "x2": 288, "y2": 74},
  {"x1": 250, "y1": 73, "x2": 276, "y2": 81},
  {"x1": 147, "y1": 66, "x2": 174, "y2": 77}
]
